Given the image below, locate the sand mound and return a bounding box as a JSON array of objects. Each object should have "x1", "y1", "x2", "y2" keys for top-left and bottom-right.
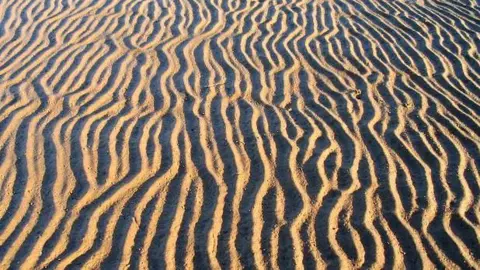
[{"x1": 0, "y1": 0, "x2": 479, "y2": 268}]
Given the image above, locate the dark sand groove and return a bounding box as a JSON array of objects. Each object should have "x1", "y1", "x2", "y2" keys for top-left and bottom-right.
[{"x1": 0, "y1": 0, "x2": 479, "y2": 269}]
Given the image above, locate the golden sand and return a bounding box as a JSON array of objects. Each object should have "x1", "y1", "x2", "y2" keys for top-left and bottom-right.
[{"x1": 0, "y1": 0, "x2": 479, "y2": 268}]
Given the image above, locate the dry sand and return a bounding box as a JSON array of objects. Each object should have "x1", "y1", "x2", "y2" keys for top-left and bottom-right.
[{"x1": 0, "y1": 0, "x2": 479, "y2": 268}]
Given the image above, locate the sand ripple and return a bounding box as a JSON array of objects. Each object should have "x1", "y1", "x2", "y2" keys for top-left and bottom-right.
[{"x1": 0, "y1": 0, "x2": 479, "y2": 268}]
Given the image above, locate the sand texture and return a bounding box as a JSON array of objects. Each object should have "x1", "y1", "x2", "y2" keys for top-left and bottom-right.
[{"x1": 0, "y1": 0, "x2": 479, "y2": 268}]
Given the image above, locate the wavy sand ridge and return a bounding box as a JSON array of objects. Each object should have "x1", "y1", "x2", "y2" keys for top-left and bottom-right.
[{"x1": 0, "y1": 0, "x2": 479, "y2": 268}]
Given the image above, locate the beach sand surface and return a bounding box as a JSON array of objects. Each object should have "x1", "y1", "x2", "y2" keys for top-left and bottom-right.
[{"x1": 0, "y1": 0, "x2": 479, "y2": 268}]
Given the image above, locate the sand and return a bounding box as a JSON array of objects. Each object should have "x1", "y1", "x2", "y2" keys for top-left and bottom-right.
[{"x1": 0, "y1": 0, "x2": 479, "y2": 268}]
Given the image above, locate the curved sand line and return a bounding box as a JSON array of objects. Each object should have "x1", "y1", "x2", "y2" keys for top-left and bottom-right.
[{"x1": 0, "y1": 0, "x2": 479, "y2": 268}]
